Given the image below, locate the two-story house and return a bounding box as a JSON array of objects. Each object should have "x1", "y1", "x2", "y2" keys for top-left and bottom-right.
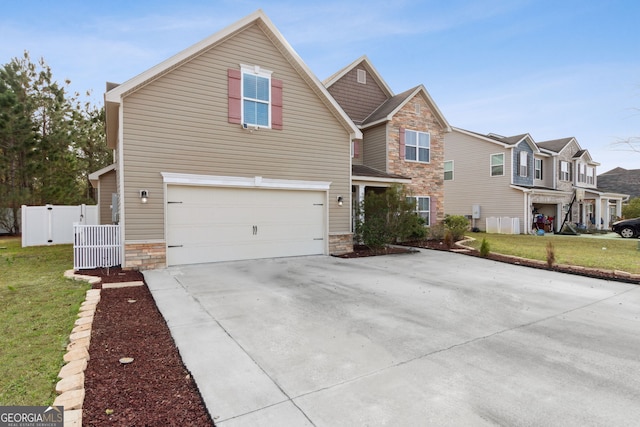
[
  {"x1": 324, "y1": 56, "x2": 451, "y2": 227},
  {"x1": 444, "y1": 128, "x2": 627, "y2": 233},
  {"x1": 93, "y1": 10, "x2": 362, "y2": 269}
]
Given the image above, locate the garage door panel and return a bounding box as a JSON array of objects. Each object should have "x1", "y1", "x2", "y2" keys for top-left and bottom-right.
[{"x1": 166, "y1": 185, "x2": 326, "y2": 266}]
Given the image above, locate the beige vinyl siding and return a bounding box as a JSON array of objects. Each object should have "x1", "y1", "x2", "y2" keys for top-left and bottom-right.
[
  {"x1": 535, "y1": 156, "x2": 554, "y2": 188},
  {"x1": 444, "y1": 130, "x2": 526, "y2": 232},
  {"x1": 99, "y1": 170, "x2": 117, "y2": 225},
  {"x1": 120, "y1": 22, "x2": 351, "y2": 241},
  {"x1": 363, "y1": 124, "x2": 387, "y2": 172}
]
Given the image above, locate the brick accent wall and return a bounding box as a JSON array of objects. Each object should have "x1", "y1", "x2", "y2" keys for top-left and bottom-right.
[
  {"x1": 124, "y1": 242, "x2": 166, "y2": 270},
  {"x1": 387, "y1": 94, "x2": 446, "y2": 225},
  {"x1": 329, "y1": 233, "x2": 353, "y2": 255}
]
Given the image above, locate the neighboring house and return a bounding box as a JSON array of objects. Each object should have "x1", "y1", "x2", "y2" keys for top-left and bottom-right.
[
  {"x1": 96, "y1": 10, "x2": 361, "y2": 269},
  {"x1": 597, "y1": 167, "x2": 640, "y2": 199},
  {"x1": 324, "y1": 56, "x2": 451, "y2": 227},
  {"x1": 444, "y1": 129, "x2": 628, "y2": 233},
  {"x1": 88, "y1": 164, "x2": 117, "y2": 225}
]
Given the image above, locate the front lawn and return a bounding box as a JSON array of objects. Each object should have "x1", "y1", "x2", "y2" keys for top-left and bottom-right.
[
  {"x1": 463, "y1": 233, "x2": 640, "y2": 274},
  {"x1": 0, "y1": 237, "x2": 89, "y2": 405}
]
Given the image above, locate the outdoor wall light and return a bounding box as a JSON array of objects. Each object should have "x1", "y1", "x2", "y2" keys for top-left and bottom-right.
[
  {"x1": 337, "y1": 196, "x2": 343, "y2": 206},
  {"x1": 140, "y1": 190, "x2": 149, "y2": 204}
]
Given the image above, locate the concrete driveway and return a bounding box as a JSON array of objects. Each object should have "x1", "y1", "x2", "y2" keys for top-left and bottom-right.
[{"x1": 143, "y1": 250, "x2": 640, "y2": 426}]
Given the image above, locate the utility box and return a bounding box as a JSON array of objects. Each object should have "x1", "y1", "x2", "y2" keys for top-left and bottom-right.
[{"x1": 472, "y1": 205, "x2": 481, "y2": 219}]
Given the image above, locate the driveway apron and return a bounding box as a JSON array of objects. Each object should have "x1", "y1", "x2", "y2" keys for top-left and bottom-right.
[{"x1": 143, "y1": 250, "x2": 640, "y2": 426}]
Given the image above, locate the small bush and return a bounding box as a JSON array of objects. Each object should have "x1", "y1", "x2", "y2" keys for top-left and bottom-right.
[
  {"x1": 479, "y1": 238, "x2": 490, "y2": 257},
  {"x1": 428, "y1": 222, "x2": 445, "y2": 240},
  {"x1": 546, "y1": 241, "x2": 556, "y2": 268},
  {"x1": 443, "y1": 230, "x2": 454, "y2": 249},
  {"x1": 443, "y1": 215, "x2": 470, "y2": 241}
]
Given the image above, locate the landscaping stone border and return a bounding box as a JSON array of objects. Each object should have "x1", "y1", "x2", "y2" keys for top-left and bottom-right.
[{"x1": 55, "y1": 271, "x2": 144, "y2": 427}]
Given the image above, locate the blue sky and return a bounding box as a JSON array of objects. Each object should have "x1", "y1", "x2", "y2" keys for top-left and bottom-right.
[{"x1": 2, "y1": 0, "x2": 639, "y2": 173}]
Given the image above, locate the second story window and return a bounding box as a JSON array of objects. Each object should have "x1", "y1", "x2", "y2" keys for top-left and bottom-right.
[
  {"x1": 444, "y1": 160, "x2": 454, "y2": 181},
  {"x1": 405, "y1": 130, "x2": 430, "y2": 162},
  {"x1": 587, "y1": 167, "x2": 595, "y2": 184},
  {"x1": 491, "y1": 153, "x2": 504, "y2": 177},
  {"x1": 242, "y1": 66, "x2": 271, "y2": 128},
  {"x1": 535, "y1": 158, "x2": 543, "y2": 180},
  {"x1": 578, "y1": 164, "x2": 586, "y2": 183},
  {"x1": 519, "y1": 151, "x2": 528, "y2": 177},
  {"x1": 560, "y1": 161, "x2": 570, "y2": 181}
]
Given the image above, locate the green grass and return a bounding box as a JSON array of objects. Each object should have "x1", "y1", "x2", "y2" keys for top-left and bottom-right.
[
  {"x1": 463, "y1": 233, "x2": 640, "y2": 274},
  {"x1": 0, "y1": 237, "x2": 89, "y2": 406}
]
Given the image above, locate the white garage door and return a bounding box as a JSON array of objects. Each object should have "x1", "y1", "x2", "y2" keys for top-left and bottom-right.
[{"x1": 166, "y1": 185, "x2": 326, "y2": 265}]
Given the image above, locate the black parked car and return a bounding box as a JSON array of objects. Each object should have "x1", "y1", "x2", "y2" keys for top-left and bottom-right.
[{"x1": 611, "y1": 217, "x2": 640, "y2": 238}]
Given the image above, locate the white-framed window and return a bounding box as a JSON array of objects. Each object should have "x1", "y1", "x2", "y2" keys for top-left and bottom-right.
[
  {"x1": 535, "y1": 158, "x2": 543, "y2": 180},
  {"x1": 491, "y1": 153, "x2": 504, "y2": 176},
  {"x1": 587, "y1": 167, "x2": 595, "y2": 184},
  {"x1": 405, "y1": 130, "x2": 430, "y2": 162},
  {"x1": 444, "y1": 160, "x2": 454, "y2": 181},
  {"x1": 519, "y1": 151, "x2": 528, "y2": 177},
  {"x1": 357, "y1": 69, "x2": 366, "y2": 84},
  {"x1": 242, "y1": 65, "x2": 271, "y2": 128},
  {"x1": 560, "y1": 161, "x2": 570, "y2": 181},
  {"x1": 578, "y1": 163, "x2": 586, "y2": 183},
  {"x1": 407, "y1": 196, "x2": 431, "y2": 226}
]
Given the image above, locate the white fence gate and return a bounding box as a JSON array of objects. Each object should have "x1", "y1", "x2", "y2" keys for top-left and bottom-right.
[
  {"x1": 21, "y1": 204, "x2": 98, "y2": 247},
  {"x1": 73, "y1": 224, "x2": 121, "y2": 270}
]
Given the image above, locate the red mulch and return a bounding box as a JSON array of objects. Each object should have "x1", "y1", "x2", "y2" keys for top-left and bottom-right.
[{"x1": 79, "y1": 268, "x2": 214, "y2": 426}]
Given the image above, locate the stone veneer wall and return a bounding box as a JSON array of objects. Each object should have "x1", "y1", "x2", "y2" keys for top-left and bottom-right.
[
  {"x1": 329, "y1": 233, "x2": 353, "y2": 255},
  {"x1": 124, "y1": 242, "x2": 166, "y2": 270},
  {"x1": 387, "y1": 95, "x2": 446, "y2": 225}
]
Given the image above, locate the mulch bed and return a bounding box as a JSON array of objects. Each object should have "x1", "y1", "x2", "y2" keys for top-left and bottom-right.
[{"x1": 79, "y1": 268, "x2": 215, "y2": 426}]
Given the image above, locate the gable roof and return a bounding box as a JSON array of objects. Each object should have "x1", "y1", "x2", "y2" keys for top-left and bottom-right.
[
  {"x1": 361, "y1": 85, "x2": 451, "y2": 131},
  {"x1": 597, "y1": 168, "x2": 640, "y2": 198},
  {"x1": 536, "y1": 137, "x2": 577, "y2": 153},
  {"x1": 323, "y1": 55, "x2": 394, "y2": 98},
  {"x1": 104, "y1": 9, "x2": 361, "y2": 146},
  {"x1": 88, "y1": 163, "x2": 116, "y2": 188}
]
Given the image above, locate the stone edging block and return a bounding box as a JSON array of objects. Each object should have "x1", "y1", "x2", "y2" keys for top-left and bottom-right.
[{"x1": 55, "y1": 270, "x2": 104, "y2": 425}]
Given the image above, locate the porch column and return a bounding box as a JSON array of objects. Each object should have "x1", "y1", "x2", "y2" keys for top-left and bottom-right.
[
  {"x1": 594, "y1": 196, "x2": 602, "y2": 230},
  {"x1": 615, "y1": 199, "x2": 622, "y2": 219},
  {"x1": 358, "y1": 185, "x2": 365, "y2": 225}
]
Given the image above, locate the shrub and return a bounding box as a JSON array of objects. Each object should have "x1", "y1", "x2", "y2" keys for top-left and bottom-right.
[
  {"x1": 354, "y1": 185, "x2": 426, "y2": 253},
  {"x1": 480, "y1": 238, "x2": 490, "y2": 257},
  {"x1": 443, "y1": 215, "x2": 470, "y2": 241},
  {"x1": 428, "y1": 222, "x2": 445, "y2": 240},
  {"x1": 443, "y1": 230, "x2": 454, "y2": 249},
  {"x1": 546, "y1": 241, "x2": 556, "y2": 268}
]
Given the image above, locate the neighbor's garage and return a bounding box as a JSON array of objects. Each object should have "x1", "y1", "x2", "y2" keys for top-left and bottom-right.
[{"x1": 166, "y1": 185, "x2": 327, "y2": 266}]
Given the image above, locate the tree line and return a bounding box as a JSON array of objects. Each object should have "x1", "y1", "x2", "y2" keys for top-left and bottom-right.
[{"x1": 0, "y1": 52, "x2": 111, "y2": 234}]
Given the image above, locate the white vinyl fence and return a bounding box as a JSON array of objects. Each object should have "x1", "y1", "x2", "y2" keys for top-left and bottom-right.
[
  {"x1": 73, "y1": 224, "x2": 121, "y2": 270},
  {"x1": 21, "y1": 204, "x2": 98, "y2": 246},
  {"x1": 486, "y1": 217, "x2": 521, "y2": 234}
]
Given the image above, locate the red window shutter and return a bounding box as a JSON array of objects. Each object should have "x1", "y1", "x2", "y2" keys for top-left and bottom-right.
[
  {"x1": 353, "y1": 139, "x2": 361, "y2": 158},
  {"x1": 271, "y1": 78, "x2": 283, "y2": 130},
  {"x1": 228, "y1": 69, "x2": 241, "y2": 124},
  {"x1": 430, "y1": 196, "x2": 437, "y2": 226},
  {"x1": 399, "y1": 127, "x2": 405, "y2": 160}
]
